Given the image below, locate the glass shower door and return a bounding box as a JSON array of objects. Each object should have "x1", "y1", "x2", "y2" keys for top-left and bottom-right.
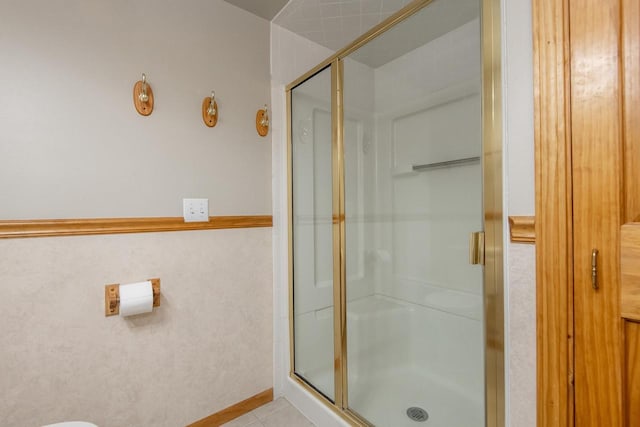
[
  {"x1": 342, "y1": 1, "x2": 486, "y2": 425},
  {"x1": 290, "y1": 66, "x2": 335, "y2": 400}
]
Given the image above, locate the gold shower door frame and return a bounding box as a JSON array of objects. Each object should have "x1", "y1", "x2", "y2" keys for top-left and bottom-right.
[{"x1": 286, "y1": 0, "x2": 504, "y2": 425}]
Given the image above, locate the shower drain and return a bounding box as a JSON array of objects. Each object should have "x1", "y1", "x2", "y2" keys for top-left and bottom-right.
[{"x1": 406, "y1": 407, "x2": 429, "y2": 422}]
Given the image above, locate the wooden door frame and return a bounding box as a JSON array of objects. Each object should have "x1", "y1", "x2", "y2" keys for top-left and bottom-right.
[
  {"x1": 533, "y1": 0, "x2": 574, "y2": 425},
  {"x1": 534, "y1": 0, "x2": 628, "y2": 424}
]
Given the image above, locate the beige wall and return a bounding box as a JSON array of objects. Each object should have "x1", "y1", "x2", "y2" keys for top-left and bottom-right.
[
  {"x1": 0, "y1": 1, "x2": 274, "y2": 426},
  {"x1": 502, "y1": 0, "x2": 536, "y2": 424},
  {"x1": 0, "y1": 0, "x2": 271, "y2": 218},
  {"x1": 0, "y1": 230, "x2": 272, "y2": 426}
]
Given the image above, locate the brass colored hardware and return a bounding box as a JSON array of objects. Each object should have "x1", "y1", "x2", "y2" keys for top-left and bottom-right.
[
  {"x1": 105, "y1": 284, "x2": 120, "y2": 316},
  {"x1": 331, "y1": 59, "x2": 348, "y2": 408},
  {"x1": 133, "y1": 73, "x2": 154, "y2": 116},
  {"x1": 469, "y1": 231, "x2": 485, "y2": 265},
  {"x1": 202, "y1": 91, "x2": 218, "y2": 127},
  {"x1": 592, "y1": 249, "x2": 599, "y2": 290},
  {"x1": 256, "y1": 105, "x2": 269, "y2": 136},
  {"x1": 139, "y1": 73, "x2": 149, "y2": 103}
]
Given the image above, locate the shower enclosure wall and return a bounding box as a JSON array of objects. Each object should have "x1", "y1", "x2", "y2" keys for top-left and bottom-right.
[{"x1": 287, "y1": 1, "x2": 503, "y2": 426}]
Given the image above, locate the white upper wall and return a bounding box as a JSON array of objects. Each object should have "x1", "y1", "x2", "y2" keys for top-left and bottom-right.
[
  {"x1": 270, "y1": 24, "x2": 334, "y2": 86},
  {"x1": 503, "y1": 0, "x2": 535, "y2": 215},
  {"x1": 0, "y1": 0, "x2": 272, "y2": 219}
]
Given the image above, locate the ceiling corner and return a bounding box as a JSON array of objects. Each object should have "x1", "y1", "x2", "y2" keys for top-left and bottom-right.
[{"x1": 223, "y1": 0, "x2": 290, "y2": 21}]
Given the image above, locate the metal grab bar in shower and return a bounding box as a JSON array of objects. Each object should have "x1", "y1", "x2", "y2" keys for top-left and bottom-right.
[{"x1": 412, "y1": 156, "x2": 481, "y2": 171}]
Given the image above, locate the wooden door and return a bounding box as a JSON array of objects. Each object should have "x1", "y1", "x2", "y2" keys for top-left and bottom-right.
[
  {"x1": 535, "y1": 0, "x2": 640, "y2": 425},
  {"x1": 571, "y1": 0, "x2": 624, "y2": 424}
]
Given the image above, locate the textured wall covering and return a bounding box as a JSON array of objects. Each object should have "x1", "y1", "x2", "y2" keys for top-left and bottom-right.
[
  {"x1": 507, "y1": 243, "x2": 536, "y2": 427},
  {"x1": 0, "y1": 229, "x2": 272, "y2": 427}
]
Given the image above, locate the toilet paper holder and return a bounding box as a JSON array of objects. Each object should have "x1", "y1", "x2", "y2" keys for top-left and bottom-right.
[{"x1": 105, "y1": 278, "x2": 161, "y2": 317}]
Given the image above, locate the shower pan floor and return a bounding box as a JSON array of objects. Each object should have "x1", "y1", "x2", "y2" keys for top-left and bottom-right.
[{"x1": 348, "y1": 367, "x2": 483, "y2": 427}]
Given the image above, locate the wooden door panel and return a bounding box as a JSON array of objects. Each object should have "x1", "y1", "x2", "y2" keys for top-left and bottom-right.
[
  {"x1": 622, "y1": 224, "x2": 640, "y2": 321},
  {"x1": 625, "y1": 321, "x2": 640, "y2": 426},
  {"x1": 623, "y1": 0, "x2": 640, "y2": 223},
  {"x1": 570, "y1": 0, "x2": 624, "y2": 425},
  {"x1": 623, "y1": 0, "x2": 640, "y2": 426},
  {"x1": 536, "y1": 0, "x2": 640, "y2": 424},
  {"x1": 622, "y1": 225, "x2": 640, "y2": 425}
]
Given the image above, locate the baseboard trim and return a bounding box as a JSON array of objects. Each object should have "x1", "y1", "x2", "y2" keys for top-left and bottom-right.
[{"x1": 187, "y1": 388, "x2": 274, "y2": 427}]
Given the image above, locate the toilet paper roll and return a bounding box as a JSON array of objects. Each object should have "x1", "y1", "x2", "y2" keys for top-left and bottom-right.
[{"x1": 119, "y1": 281, "x2": 153, "y2": 317}]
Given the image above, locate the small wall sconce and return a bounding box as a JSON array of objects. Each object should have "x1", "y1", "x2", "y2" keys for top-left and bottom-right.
[
  {"x1": 133, "y1": 73, "x2": 154, "y2": 116},
  {"x1": 202, "y1": 91, "x2": 218, "y2": 127},
  {"x1": 256, "y1": 104, "x2": 269, "y2": 137}
]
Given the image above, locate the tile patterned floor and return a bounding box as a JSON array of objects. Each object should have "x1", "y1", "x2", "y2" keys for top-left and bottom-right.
[{"x1": 221, "y1": 397, "x2": 315, "y2": 427}]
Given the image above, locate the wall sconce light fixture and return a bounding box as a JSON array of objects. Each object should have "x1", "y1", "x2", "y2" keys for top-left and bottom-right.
[
  {"x1": 202, "y1": 91, "x2": 218, "y2": 127},
  {"x1": 256, "y1": 104, "x2": 269, "y2": 137},
  {"x1": 133, "y1": 73, "x2": 154, "y2": 116}
]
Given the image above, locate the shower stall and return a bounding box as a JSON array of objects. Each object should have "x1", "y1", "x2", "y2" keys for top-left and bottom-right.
[{"x1": 287, "y1": 0, "x2": 503, "y2": 425}]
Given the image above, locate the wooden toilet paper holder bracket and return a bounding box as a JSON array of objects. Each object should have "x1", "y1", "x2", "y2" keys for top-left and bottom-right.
[{"x1": 105, "y1": 278, "x2": 161, "y2": 317}]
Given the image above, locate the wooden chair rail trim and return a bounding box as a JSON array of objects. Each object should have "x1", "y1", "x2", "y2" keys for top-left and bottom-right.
[
  {"x1": 187, "y1": 388, "x2": 273, "y2": 427},
  {"x1": 0, "y1": 215, "x2": 273, "y2": 239},
  {"x1": 508, "y1": 215, "x2": 536, "y2": 243}
]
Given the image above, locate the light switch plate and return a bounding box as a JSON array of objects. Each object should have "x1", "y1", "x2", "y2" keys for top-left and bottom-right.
[{"x1": 183, "y1": 198, "x2": 209, "y2": 222}]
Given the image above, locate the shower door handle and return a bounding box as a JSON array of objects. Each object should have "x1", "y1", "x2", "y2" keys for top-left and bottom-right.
[{"x1": 469, "y1": 231, "x2": 485, "y2": 265}]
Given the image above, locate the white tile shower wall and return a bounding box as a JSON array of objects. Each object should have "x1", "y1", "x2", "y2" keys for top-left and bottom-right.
[
  {"x1": 370, "y1": 18, "x2": 482, "y2": 309},
  {"x1": 341, "y1": 57, "x2": 378, "y2": 306},
  {"x1": 409, "y1": 302, "x2": 484, "y2": 397},
  {"x1": 344, "y1": 295, "x2": 483, "y2": 424},
  {"x1": 346, "y1": 296, "x2": 413, "y2": 380},
  {"x1": 290, "y1": 98, "x2": 380, "y2": 388},
  {"x1": 291, "y1": 79, "x2": 334, "y2": 316},
  {"x1": 373, "y1": 19, "x2": 481, "y2": 111},
  {"x1": 341, "y1": 58, "x2": 381, "y2": 312},
  {"x1": 287, "y1": 44, "x2": 380, "y2": 402},
  {"x1": 345, "y1": 294, "x2": 483, "y2": 398},
  {"x1": 273, "y1": 0, "x2": 413, "y2": 52},
  {"x1": 270, "y1": 24, "x2": 334, "y2": 87},
  {"x1": 289, "y1": 75, "x2": 336, "y2": 392},
  {"x1": 343, "y1": 30, "x2": 485, "y2": 414},
  {"x1": 0, "y1": 229, "x2": 273, "y2": 427},
  {"x1": 271, "y1": 21, "x2": 380, "y2": 404}
]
